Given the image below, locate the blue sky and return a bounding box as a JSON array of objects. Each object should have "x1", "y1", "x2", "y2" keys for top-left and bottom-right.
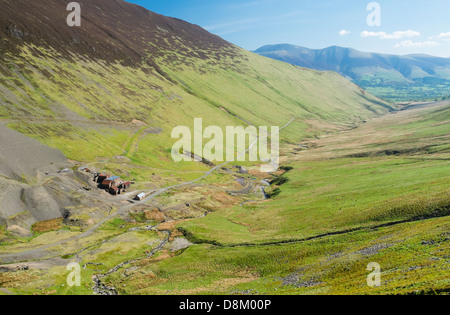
[{"x1": 128, "y1": 0, "x2": 450, "y2": 57}]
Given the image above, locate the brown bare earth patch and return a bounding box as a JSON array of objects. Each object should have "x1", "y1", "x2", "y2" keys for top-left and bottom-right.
[
  {"x1": 0, "y1": 271, "x2": 38, "y2": 288},
  {"x1": 31, "y1": 218, "x2": 63, "y2": 234},
  {"x1": 144, "y1": 209, "x2": 165, "y2": 223},
  {"x1": 212, "y1": 191, "x2": 240, "y2": 207},
  {"x1": 129, "y1": 206, "x2": 166, "y2": 223},
  {"x1": 131, "y1": 119, "x2": 147, "y2": 127},
  {"x1": 157, "y1": 220, "x2": 190, "y2": 232},
  {"x1": 176, "y1": 275, "x2": 258, "y2": 295},
  {"x1": 271, "y1": 169, "x2": 287, "y2": 177},
  {"x1": 6, "y1": 225, "x2": 32, "y2": 237},
  {"x1": 248, "y1": 169, "x2": 272, "y2": 179}
]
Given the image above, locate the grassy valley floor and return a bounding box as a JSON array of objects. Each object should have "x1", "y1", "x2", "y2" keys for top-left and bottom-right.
[{"x1": 1, "y1": 100, "x2": 448, "y2": 295}]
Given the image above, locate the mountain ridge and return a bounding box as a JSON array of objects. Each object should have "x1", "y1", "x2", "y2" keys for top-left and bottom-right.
[{"x1": 254, "y1": 44, "x2": 450, "y2": 100}]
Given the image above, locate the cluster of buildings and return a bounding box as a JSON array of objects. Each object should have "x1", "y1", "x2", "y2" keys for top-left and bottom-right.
[{"x1": 94, "y1": 173, "x2": 132, "y2": 195}]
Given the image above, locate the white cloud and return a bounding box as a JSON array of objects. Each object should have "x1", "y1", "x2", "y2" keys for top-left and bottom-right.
[
  {"x1": 339, "y1": 29, "x2": 350, "y2": 36},
  {"x1": 361, "y1": 30, "x2": 420, "y2": 39},
  {"x1": 436, "y1": 32, "x2": 450, "y2": 39},
  {"x1": 394, "y1": 40, "x2": 439, "y2": 48},
  {"x1": 430, "y1": 32, "x2": 450, "y2": 42}
]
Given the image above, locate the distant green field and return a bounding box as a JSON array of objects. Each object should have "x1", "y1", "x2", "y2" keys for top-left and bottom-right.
[{"x1": 360, "y1": 82, "x2": 450, "y2": 103}]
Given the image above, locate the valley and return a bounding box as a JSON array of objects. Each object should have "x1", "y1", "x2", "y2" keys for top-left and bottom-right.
[
  {"x1": 254, "y1": 44, "x2": 450, "y2": 102},
  {"x1": 0, "y1": 99, "x2": 448, "y2": 295}
]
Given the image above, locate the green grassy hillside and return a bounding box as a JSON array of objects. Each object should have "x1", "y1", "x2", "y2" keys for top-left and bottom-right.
[
  {"x1": 0, "y1": 2, "x2": 392, "y2": 179},
  {"x1": 1, "y1": 44, "x2": 391, "y2": 164},
  {"x1": 0, "y1": 0, "x2": 392, "y2": 242}
]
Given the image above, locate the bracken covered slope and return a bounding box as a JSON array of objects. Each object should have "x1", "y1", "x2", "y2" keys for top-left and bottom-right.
[
  {"x1": 0, "y1": 0, "x2": 236, "y2": 66},
  {"x1": 0, "y1": 0, "x2": 390, "y2": 129}
]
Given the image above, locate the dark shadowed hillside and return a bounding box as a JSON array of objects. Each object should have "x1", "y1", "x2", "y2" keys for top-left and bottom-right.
[{"x1": 0, "y1": 0, "x2": 236, "y2": 67}]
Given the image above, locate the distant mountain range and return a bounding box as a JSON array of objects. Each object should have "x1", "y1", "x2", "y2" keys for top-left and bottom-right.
[{"x1": 254, "y1": 44, "x2": 450, "y2": 101}]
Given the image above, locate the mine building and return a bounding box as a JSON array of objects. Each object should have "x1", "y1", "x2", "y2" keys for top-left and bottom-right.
[
  {"x1": 95, "y1": 173, "x2": 110, "y2": 184},
  {"x1": 109, "y1": 186, "x2": 119, "y2": 195},
  {"x1": 100, "y1": 176, "x2": 123, "y2": 189},
  {"x1": 93, "y1": 173, "x2": 132, "y2": 196}
]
